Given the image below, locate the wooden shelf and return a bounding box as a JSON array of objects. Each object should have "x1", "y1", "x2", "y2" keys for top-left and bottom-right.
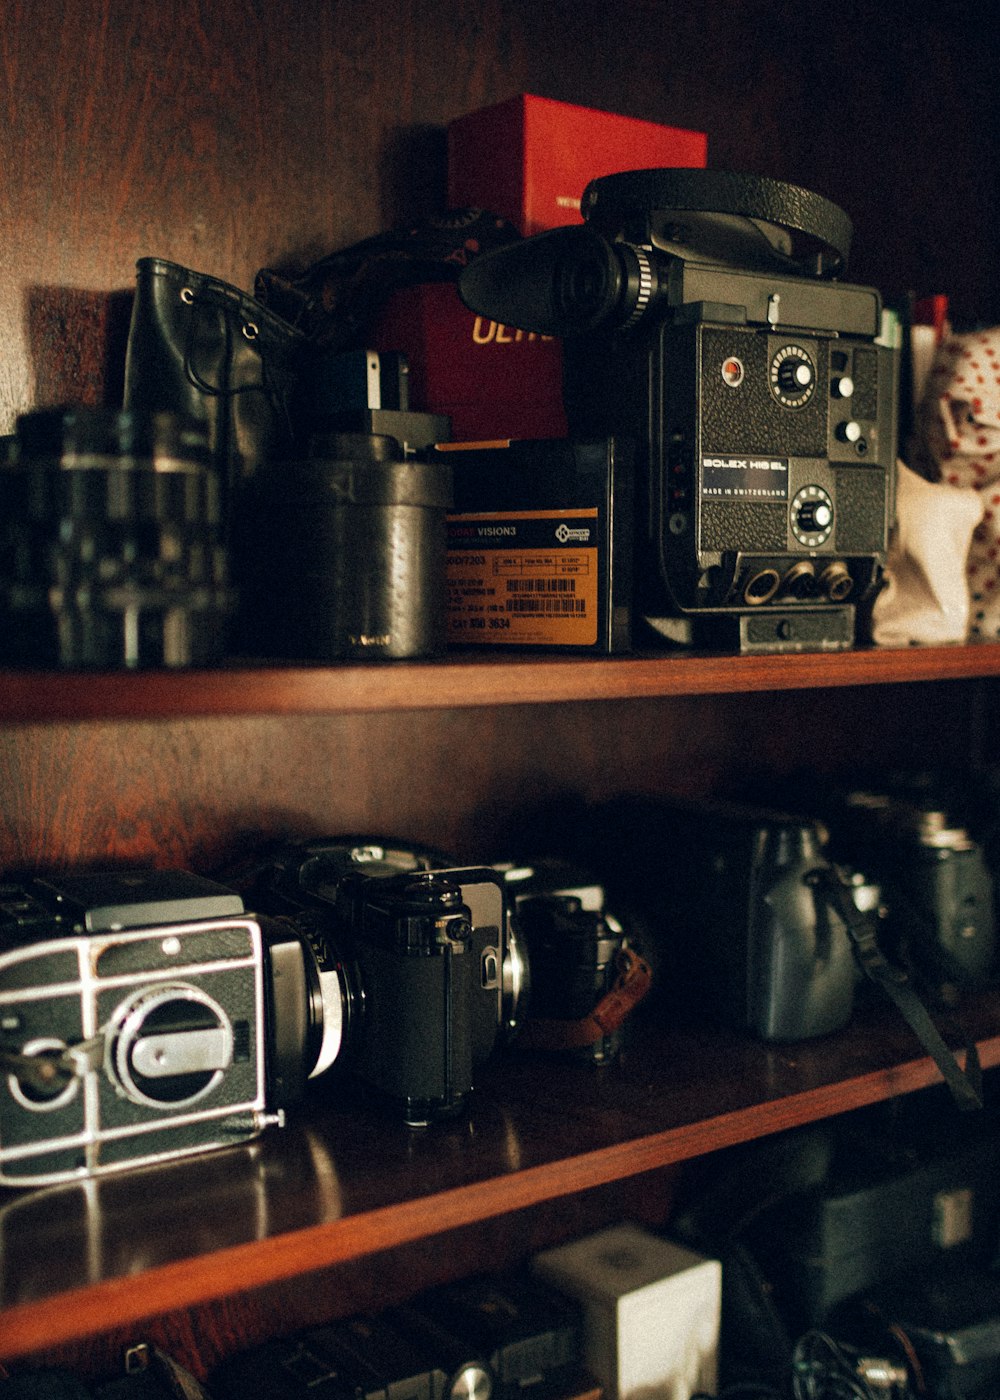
[
  {"x1": 2, "y1": 642, "x2": 1000, "y2": 723},
  {"x1": 3, "y1": 995, "x2": 999, "y2": 1361}
]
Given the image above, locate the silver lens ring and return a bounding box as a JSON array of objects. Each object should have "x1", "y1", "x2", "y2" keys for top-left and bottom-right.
[{"x1": 620, "y1": 245, "x2": 655, "y2": 329}]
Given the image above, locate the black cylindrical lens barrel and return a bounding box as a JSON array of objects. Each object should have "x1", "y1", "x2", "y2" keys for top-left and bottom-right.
[{"x1": 1, "y1": 406, "x2": 232, "y2": 667}]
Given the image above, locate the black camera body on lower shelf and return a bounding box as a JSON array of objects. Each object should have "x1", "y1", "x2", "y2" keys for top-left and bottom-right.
[{"x1": 243, "y1": 836, "x2": 527, "y2": 1127}]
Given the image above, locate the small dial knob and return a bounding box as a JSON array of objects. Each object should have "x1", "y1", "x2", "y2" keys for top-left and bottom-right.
[
  {"x1": 831, "y1": 375, "x2": 855, "y2": 399},
  {"x1": 836, "y1": 420, "x2": 863, "y2": 443},
  {"x1": 770, "y1": 344, "x2": 817, "y2": 407},
  {"x1": 778, "y1": 356, "x2": 814, "y2": 394},
  {"x1": 791, "y1": 484, "x2": 835, "y2": 546},
  {"x1": 796, "y1": 499, "x2": 833, "y2": 532}
]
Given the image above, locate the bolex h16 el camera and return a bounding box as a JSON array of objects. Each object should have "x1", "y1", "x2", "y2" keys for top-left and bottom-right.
[
  {"x1": 0, "y1": 843, "x2": 525, "y2": 1186},
  {"x1": 459, "y1": 169, "x2": 898, "y2": 653}
]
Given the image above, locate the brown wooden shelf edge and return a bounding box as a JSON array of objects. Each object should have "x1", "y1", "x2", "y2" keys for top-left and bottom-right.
[
  {"x1": 2, "y1": 641, "x2": 1000, "y2": 722},
  {"x1": 3, "y1": 1026, "x2": 998, "y2": 1363}
]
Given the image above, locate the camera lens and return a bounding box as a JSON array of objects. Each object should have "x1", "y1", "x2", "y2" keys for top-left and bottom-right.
[
  {"x1": 557, "y1": 247, "x2": 619, "y2": 325},
  {"x1": 1, "y1": 407, "x2": 233, "y2": 667}
]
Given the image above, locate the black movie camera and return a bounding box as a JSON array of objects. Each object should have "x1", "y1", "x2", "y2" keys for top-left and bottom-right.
[{"x1": 459, "y1": 169, "x2": 898, "y2": 653}]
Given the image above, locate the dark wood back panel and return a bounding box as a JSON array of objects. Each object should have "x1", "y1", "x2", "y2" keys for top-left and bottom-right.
[
  {"x1": 0, "y1": 681, "x2": 980, "y2": 874},
  {"x1": 2, "y1": 0, "x2": 998, "y2": 431}
]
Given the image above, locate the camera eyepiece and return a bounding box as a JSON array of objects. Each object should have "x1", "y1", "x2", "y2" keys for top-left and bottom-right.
[{"x1": 459, "y1": 224, "x2": 671, "y2": 337}]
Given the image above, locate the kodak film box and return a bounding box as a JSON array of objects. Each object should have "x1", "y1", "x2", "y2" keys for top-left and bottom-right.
[
  {"x1": 440, "y1": 437, "x2": 633, "y2": 654},
  {"x1": 533, "y1": 1223, "x2": 722, "y2": 1400},
  {"x1": 372, "y1": 95, "x2": 707, "y2": 442}
]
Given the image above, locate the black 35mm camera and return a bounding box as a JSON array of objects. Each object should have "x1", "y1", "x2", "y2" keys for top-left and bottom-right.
[
  {"x1": 460, "y1": 169, "x2": 898, "y2": 653},
  {"x1": 244, "y1": 837, "x2": 528, "y2": 1127}
]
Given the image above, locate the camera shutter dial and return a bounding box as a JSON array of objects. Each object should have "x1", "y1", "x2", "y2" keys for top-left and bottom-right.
[
  {"x1": 108, "y1": 983, "x2": 233, "y2": 1109},
  {"x1": 791, "y1": 485, "x2": 835, "y2": 547},
  {"x1": 770, "y1": 344, "x2": 816, "y2": 408}
]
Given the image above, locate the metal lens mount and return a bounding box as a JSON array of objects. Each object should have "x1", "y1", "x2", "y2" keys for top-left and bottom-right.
[{"x1": 107, "y1": 982, "x2": 233, "y2": 1109}]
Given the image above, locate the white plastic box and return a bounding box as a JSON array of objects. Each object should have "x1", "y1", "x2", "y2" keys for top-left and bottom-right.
[{"x1": 533, "y1": 1222, "x2": 721, "y2": 1400}]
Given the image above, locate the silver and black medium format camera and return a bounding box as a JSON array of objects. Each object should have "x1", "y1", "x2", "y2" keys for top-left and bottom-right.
[
  {"x1": 245, "y1": 837, "x2": 528, "y2": 1127},
  {"x1": 0, "y1": 869, "x2": 334, "y2": 1187},
  {"x1": 459, "y1": 169, "x2": 898, "y2": 652}
]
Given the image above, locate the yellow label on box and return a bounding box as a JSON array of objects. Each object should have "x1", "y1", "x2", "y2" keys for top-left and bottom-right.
[{"x1": 447, "y1": 508, "x2": 600, "y2": 646}]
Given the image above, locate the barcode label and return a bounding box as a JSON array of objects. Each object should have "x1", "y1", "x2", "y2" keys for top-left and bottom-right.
[
  {"x1": 505, "y1": 578, "x2": 578, "y2": 593},
  {"x1": 507, "y1": 598, "x2": 588, "y2": 614}
]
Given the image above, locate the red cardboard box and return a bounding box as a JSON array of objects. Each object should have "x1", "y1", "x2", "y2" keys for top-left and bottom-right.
[
  {"x1": 371, "y1": 282, "x2": 567, "y2": 441},
  {"x1": 447, "y1": 92, "x2": 708, "y2": 235}
]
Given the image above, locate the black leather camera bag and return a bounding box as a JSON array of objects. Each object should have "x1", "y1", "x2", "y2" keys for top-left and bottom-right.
[{"x1": 123, "y1": 257, "x2": 308, "y2": 496}]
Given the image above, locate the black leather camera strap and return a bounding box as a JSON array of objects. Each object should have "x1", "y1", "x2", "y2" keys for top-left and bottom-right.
[
  {"x1": 582, "y1": 169, "x2": 853, "y2": 276},
  {"x1": 809, "y1": 869, "x2": 983, "y2": 1111}
]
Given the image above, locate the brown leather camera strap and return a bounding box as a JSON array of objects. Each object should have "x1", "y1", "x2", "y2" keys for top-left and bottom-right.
[{"x1": 517, "y1": 945, "x2": 653, "y2": 1052}]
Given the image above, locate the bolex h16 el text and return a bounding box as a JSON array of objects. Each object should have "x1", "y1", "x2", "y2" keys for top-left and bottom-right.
[
  {"x1": 0, "y1": 844, "x2": 525, "y2": 1186},
  {"x1": 459, "y1": 169, "x2": 898, "y2": 653}
]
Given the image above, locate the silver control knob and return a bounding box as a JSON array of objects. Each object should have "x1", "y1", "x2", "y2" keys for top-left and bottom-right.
[
  {"x1": 836, "y1": 420, "x2": 863, "y2": 443},
  {"x1": 797, "y1": 500, "x2": 833, "y2": 532},
  {"x1": 778, "y1": 357, "x2": 814, "y2": 393}
]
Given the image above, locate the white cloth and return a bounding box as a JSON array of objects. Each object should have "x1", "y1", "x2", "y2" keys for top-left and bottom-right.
[{"x1": 872, "y1": 459, "x2": 983, "y2": 645}]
